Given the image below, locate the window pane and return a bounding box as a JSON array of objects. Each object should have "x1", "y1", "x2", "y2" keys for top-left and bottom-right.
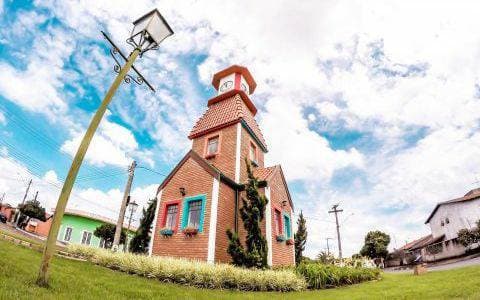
[
  {"x1": 166, "y1": 204, "x2": 178, "y2": 229},
  {"x1": 64, "y1": 227, "x2": 72, "y2": 241},
  {"x1": 284, "y1": 216, "x2": 291, "y2": 238},
  {"x1": 207, "y1": 137, "x2": 219, "y2": 154},
  {"x1": 188, "y1": 200, "x2": 202, "y2": 228},
  {"x1": 250, "y1": 143, "x2": 257, "y2": 161}
]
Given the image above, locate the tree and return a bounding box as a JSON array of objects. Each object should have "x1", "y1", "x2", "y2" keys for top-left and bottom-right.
[
  {"x1": 129, "y1": 198, "x2": 157, "y2": 253},
  {"x1": 18, "y1": 199, "x2": 46, "y2": 229},
  {"x1": 94, "y1": 223, "x2": 126, "y2": 249},
  {"x1": 294, "y1": 210, "x2": 307, "y2": 265},
  {"x1": 226, "y1": 159, "x2": 269, "y2": 268},
  {"x1": 359, "y1": 230, "x2": 391, "y2": 259},
  {"x1": 457, "y1": 220, "x2": 480, "y2": 247},
  {"x1": 316, "y1": 251, "x2": 334, "y2": 264}
]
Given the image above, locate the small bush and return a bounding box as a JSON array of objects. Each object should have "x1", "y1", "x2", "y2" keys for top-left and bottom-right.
[
  {"x1": 296, "y1": 262, "x2": 381, "y2": 289},
  {"x1": 66, "y1": 245, "x2": 306, "y2": 292}
]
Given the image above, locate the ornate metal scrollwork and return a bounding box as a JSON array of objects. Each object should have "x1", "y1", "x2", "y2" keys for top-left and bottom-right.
[
  {"x1": 110, "y1": 47, "x2": 146, "y2": 87},
  {"x1": 102, "y1": 31, "x2": 155, "y2": 92}
]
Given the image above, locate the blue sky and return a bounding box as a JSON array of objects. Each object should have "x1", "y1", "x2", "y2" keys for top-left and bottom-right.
[{"x1": 2, "y1": 0, "x2": 480, "y2": 257}]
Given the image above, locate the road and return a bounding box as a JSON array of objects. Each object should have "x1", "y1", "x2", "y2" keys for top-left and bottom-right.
[{"x1": 385, "y1": 255, "x2": 480, "y2": 273}]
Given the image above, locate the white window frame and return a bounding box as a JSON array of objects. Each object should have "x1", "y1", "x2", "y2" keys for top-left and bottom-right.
[
  {"x1": 81, "y1": 230, "x2": 93, "y2": 246},
  {"x1": 64, "y1": 227, "x2": 73, "y2": 242}
]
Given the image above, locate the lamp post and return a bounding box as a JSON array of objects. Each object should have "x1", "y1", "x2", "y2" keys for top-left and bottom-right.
[
  {"x1": 123, "y1": 199, "x2": 139, "y2": 252},
  {"x1": 36, "y1": 9, "x2": 173, "y2": 286}
]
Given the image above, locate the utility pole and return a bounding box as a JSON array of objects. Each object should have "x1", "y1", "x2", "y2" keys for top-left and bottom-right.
[
  {"x1": 15, "y1": 179, "x2": 32, "y2": 226},
  {"x1": 329, "y1": 204, "x2": 343, "y2": 259},
  {"x1": 123, "y1": 198, "x2": 136, "y2": 252},
  {"x1": 113, "y1": 161, "x2": 137, "y2": 250},
  {"x1": 326, "y1": 237, "x2": 333, "y2": 256},
  {"x1": 34, "y1": 191, "x2": 38, "y2": 201}
]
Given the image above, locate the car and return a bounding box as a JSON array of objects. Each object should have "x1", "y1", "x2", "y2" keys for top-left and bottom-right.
[{"x1": 0, "y1": 213, "x2": 7, "y2": 223}]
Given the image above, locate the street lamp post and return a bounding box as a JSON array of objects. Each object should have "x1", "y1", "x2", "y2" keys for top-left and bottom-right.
[
  {"x1": 123, "y1": 199, "x2": 139, "y2": 252},
  {"x1": 36, "y1": 9, "x2": 173, "y2": 287}
]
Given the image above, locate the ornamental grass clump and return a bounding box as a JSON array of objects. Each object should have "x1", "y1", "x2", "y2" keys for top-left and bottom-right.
[
  {"x1": 296, "y1": 262, "x2": 381, "y2": 289},
  {"x1": 66, "y1": 245, "x2": 306, "y2": 291}
]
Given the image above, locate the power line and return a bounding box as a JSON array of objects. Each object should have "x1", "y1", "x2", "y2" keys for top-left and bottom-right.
[
  {"x1": 137, "y1": 166, "x2": 167, "y2": 177},
  {"x1": 0, "y1": 105, "x2": 118, "y2": 180}
]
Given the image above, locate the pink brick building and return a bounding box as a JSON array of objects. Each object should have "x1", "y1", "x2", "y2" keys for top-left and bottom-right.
[{"x1": 149, "y1": 65, "x2": 295, "y2": 266}]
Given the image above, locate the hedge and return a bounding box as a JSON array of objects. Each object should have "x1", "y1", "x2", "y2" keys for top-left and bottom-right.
[
  {"x1": 296, "y1": 262, "x2": 381, "y2": 289},
  {"x1": 66, "y1": 245, "x2": 306, "y2": 292}
]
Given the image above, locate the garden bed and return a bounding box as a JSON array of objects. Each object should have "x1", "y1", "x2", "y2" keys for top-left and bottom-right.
[{"x1": 66, "y1": 245, "x2": 306, "y2": 292}]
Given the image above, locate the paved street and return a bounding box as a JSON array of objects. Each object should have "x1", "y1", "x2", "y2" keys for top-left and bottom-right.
[{"x1": 385, "y1": 255, "x2": 480, "y2": 273}]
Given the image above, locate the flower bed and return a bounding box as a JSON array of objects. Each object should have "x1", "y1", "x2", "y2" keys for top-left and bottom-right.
[
  {"x1": 66, "y1": 245, "x2": 306, "y2": 292},
  {"x1": 296, "y1": 262, "x2": 381, "y2": 289}
]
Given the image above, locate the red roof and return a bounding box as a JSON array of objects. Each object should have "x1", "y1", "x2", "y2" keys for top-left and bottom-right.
[
  {"x1": 253, "y1": 166, "x2": 277, "y2": 182},
  {"x1": 188, "y1": 93, "x2": 267, "y2": 150},
  {"x1": 248, "y1": 165, "x2": 294, "y2": 210}
]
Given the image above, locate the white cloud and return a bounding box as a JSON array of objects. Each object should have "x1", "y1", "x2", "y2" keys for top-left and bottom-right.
[
  {"x1": 60, "y1": 117, "x2": 152, "y2": 168},
  {"x1": 42, "y1": 170, "x2": 60, "y2": 185}
]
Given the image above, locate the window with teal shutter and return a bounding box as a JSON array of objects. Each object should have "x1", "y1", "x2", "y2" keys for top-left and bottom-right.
[
  {"x1": 283, "y1": 213, "x2": 291, "y2": 238},
  {"x1": 181, "y1": 194, "x2": 207, "y2": 232}
]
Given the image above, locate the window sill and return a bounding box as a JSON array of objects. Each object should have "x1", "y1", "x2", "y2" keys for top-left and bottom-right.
[{"x1": 205, "y1": 153, "x2": 217, "y2": 159}]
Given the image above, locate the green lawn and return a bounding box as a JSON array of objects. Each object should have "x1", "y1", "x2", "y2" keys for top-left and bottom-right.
[{"x1": 1, "y1": 239, "x2": 479, "y2": 299}]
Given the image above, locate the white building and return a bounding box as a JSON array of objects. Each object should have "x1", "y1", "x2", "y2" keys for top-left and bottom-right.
[{"x1": 422, "y1": 188, "x2": 480, "y2": 261}]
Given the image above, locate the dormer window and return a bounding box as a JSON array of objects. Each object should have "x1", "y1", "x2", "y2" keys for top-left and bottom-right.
[
  {"x1": 445, "y1": 217, "x2": 450, "y2": 224},
  {"x1": 249, "y1": 142, "x2": 258, "y2": 165},
  {"x1": 206, "y1": 135, "x2": 219, "y2": 158}
]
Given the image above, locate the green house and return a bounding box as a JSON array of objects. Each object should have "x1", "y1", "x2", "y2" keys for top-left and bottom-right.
[{"x1": 57, "y1": 209, "x2": 136, "y2": 248}]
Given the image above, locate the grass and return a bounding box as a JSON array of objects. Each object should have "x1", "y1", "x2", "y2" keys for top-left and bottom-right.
[{"x1": 1, "y1": 239, "x2": 480, "y2": 299}]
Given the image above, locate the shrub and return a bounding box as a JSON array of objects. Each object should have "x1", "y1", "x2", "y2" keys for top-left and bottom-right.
[
  {"x1": 66, "y1": 245, "x2": 306, "y2": 292},
  {"x1": 296, "y1": 262, "x2": 381, "y2": 289}
]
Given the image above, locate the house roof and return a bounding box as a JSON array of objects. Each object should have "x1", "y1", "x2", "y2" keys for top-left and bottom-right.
[
  {"x1": 58, "y1": 208, "x2": 138, "y2": 231},
  {"x1": 188, "y1": 92, "x2": 268, "y2": 151},
  {"x1": 253, "y1": 166, "x2": 277, "y2": 181},
  {"x1": 425, "y1": 188, "x2": 480, "y2": 224},
  {"x1": 250, "y1": 165, "x2": 294, "y2": 211},
  {"x1": 408, "y1": 234, "x2": 445, "y2": 251}
]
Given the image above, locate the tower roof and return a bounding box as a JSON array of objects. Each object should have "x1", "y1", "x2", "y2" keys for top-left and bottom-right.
[
  {"x1": 188, "y1": 93, "x2": 267, "y2": 151},
  {"x1": 212, "y1": 65, "x2": 257, "y2": 94}
]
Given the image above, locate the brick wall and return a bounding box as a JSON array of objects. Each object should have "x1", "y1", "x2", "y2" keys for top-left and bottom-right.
[
  {"x1": 268, "y1": 171, "x2": 295, "y2": 266},
  {"x1": 192, "y1": 125, "x2": 237, "y2": 180},
  {"x1": 239, "y1": 126, "x2": 265, "y2": 183},
  {"x1": 214, "y1": 182, "x2": 236, "y2": 263},
  {"x1": 152, "y1": 157, "x2": 214, "y2": 260}
]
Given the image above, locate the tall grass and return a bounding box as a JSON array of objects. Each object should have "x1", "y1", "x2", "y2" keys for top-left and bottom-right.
[
  {"x1": 66, "y1": 245, "x2": 306, "y2": 291},
  {"x1": 296, "y1": 262, "x2": 381, "y2": 289}
]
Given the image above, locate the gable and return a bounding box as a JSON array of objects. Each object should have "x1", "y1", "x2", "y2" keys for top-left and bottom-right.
[
  {"x1": 265, "y1": 166, "x2": 294, "y2": 211},
  {"x1": 157, "y1": 150, "x2": 240, "y2": 194}
]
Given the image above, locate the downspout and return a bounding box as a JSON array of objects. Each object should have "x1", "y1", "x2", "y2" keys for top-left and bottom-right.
[{"x1": 234, "y1": 189, "x2": 239, "y2": 232}]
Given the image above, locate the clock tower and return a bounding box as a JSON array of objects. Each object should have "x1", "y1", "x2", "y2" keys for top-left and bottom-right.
[{"x1": 212, "y1": 65, "x2": 257, "y2": 95}]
